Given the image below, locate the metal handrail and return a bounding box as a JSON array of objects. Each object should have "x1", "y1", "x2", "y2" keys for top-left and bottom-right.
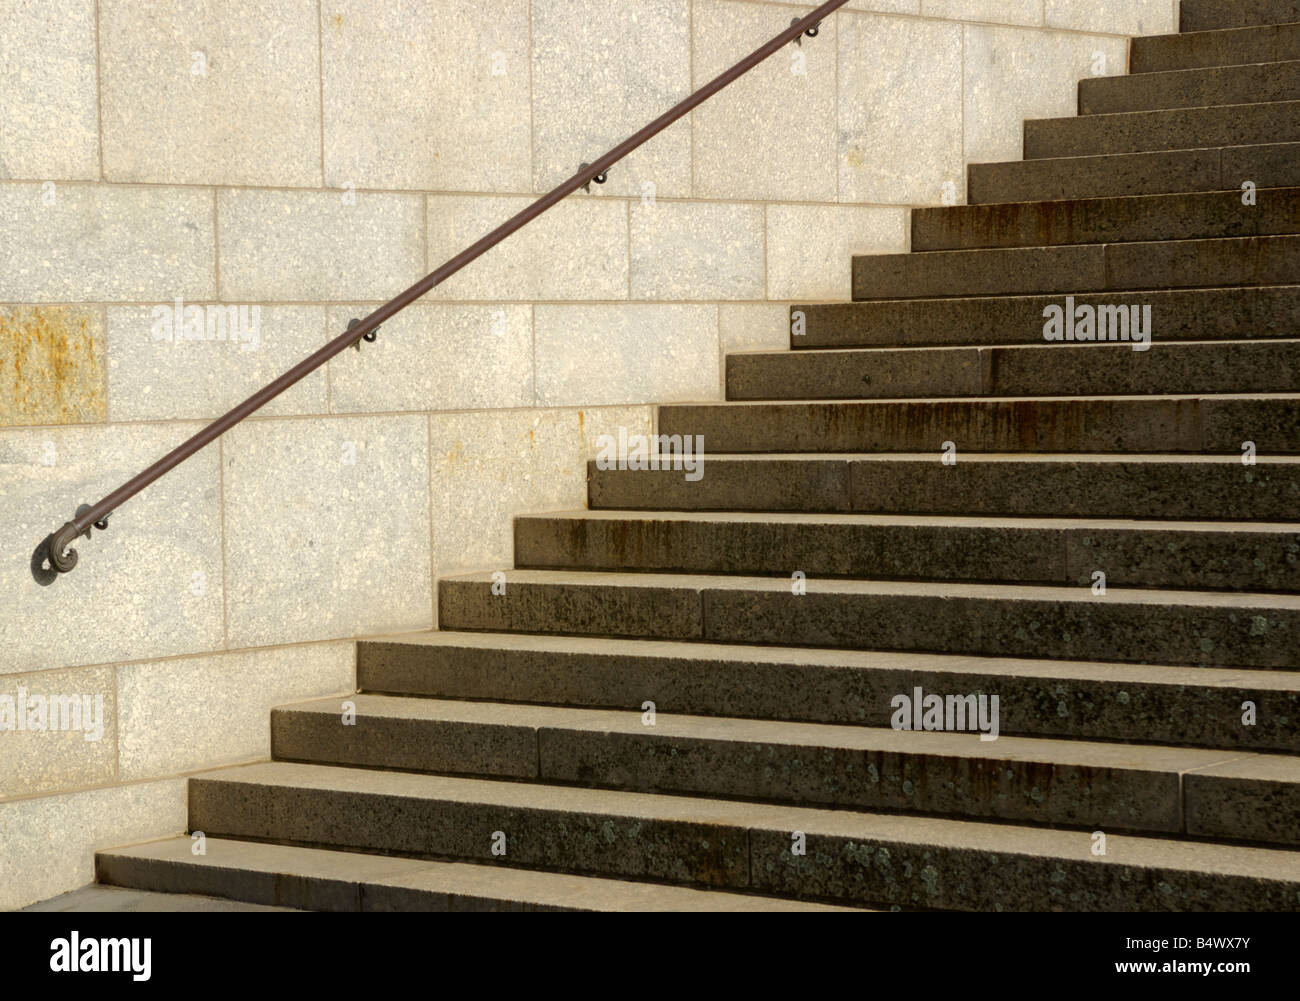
[{"x1": 40, "y1": 0, "x2": 848, "y2": 575}]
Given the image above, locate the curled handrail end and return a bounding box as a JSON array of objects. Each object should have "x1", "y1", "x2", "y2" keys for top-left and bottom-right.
[{"x1": 47, "y1": 521, "x2": 81, "y2": 574}]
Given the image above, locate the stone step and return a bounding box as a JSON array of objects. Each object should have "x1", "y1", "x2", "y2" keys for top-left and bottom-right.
[
  {"x1": 437, "y1": 570, "x2": 1300, "y2": 668},
  {"x1": 968, "y1": 142, "x2": 1300, "y2": 205},
  {"x1": 270, "y1": 694, "x2": 1300, "y2": 842},
  {"x1": 912, "y1": 187, "x2": 1300, "y2": 252},
  {"x1": 1132, "y1": 22, "x2": 1300, "y2": 74},
  {"x1": 852, "y1": 234, "x2": 1300, "y2": 301},
  {"x1": 358, "y1": 632, "x2": 1300, "y2": 751},
  {"x1": 727, "y1": 340, "x2": 1300, "y2": 401},
  {"x1": 1080, "y1": 60, "x2": 1300, "y2": 115},
  {"x1": 512, "y1": 509, "x2": 1300, "y2": 591},
  {"x1": 655, "y1": 395, "x2": 1300, "y2": 454},
  {"x1": 182, "y1": 760, "x2": 1300, "y2": 910},
  {"x1": 793, "y1": 286, "x2": 1298, "y2": 349},
  {"x1": 586, "y1": 452, "x2": 1300, "y2": 521},
  {"x1": 96, "y1": 836, "x2": 853, "y2": 912},
  {"x1": 1181, "y1": 0, "x2": 1300, "y2": 32},
  {"x1": 1024, "y1": 100, "x2": 1300, "y2": 160}
]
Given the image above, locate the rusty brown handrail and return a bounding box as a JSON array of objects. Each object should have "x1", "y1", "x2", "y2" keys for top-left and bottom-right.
[{"x1": 41, "y1": 0, "x2": 849, "y2": 575}]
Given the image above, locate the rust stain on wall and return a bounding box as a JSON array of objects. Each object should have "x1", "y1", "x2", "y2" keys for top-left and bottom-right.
[{"x1": 0, "y1": 306, "x2": 106, "y2": 427}]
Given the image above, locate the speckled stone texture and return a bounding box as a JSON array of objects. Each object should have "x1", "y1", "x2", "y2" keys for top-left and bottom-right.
[
  {"x1": 221, "y1": 414, "x2": 432, "y2": 647},
  {"x1": 535, "y1": 305, "x2": 720, "y2": 405},
  {"x1": 530, "y1": 0, "x2": 691, "y2": 198},
  {"x1": 322, "y1": 0, "x2": 532, "y2": 193},
  {"x1": 99, "y1": 0, "x2": 322, "y2": 187},
  {"x1": 0, "y1": 0, "x2": 99, "y2": 180}
]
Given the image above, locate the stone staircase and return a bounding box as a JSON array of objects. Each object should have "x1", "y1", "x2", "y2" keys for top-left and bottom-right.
[{"x1": 97, "y1": 0, "x2": 1300, "y2": 911}]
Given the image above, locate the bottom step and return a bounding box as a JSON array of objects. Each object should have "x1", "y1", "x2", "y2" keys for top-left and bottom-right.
[
  {"x1": 177, "y1": 761, "x2": 1300, "y2": 911},
  {"x1": 96, "y1": 837, "x2": 858, "y2": 912}
]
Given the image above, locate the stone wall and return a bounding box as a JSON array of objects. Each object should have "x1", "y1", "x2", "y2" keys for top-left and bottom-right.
[{"x1": 0, "y1": 0, "x2": 1181, "y2": 908}]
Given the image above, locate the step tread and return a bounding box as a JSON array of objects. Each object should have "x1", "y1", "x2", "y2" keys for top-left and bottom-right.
[
  {"x1": 519, "y1": 508, "x2": 1300, "y2": 535},
  {"x1": 1132, "y1": 21, "x2": 1300, "y2": 74},
  {"x1": 1181, "y1": 0, "x2": 1300, "y2": 32},
  {"x1": 361, "y1": 630, "x2": 1300, "y2": 692},
  {"x1": 1095, "y1": 57, "x2": 1300, "y2": 83},
  {"x1": 790, "y1": 280, "x2": 1300, "y2": 319},
  {"x1": 592, "y1": 451, "x2": 1300, "y2": 464},
  {"x1": 1024, "y1": 100, "x2": 1300, "y2": 159},
  {"x1": 863, "y1": 231, "x2": 1297, "y2": 261},
  {"x1": 661, "y1": 391, "x2": 1300, "y2": 405},
  {"x1": 732, "y1": 337, "x2": 1300, "y2": 357},
  {"x1": 910, "y1": 186, "x2": 1300, "y2": 250},
  {"x1": 188, "y1": 761, "x2": 1300, "y2": 880},
  {"x1": 968, "y1": 142, "x2": 1300, "y2": 205},
  {"x1": 852, "y1": 233, "x2": 1300, "y2": 300},
  {"x1": 440, "y1": 568, "x2": 1300, "y2": 609},
  {"x1": 98, "y1": 837, "x2": 855, "y2": 912},
  {"x1": 278, "y1": 693, "x2": 1285, "y2": 778}
]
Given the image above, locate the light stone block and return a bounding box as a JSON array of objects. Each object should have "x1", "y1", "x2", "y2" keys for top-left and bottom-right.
[
  {"x1": 720, "y1": 302, "x2": 791, "y2": 354},
  {"x1": 117, "y1": 643, "x2": 354, "y2": 782},
  {"x1": 838, "y1": 13, "x2": 964, "y2": 204},
  {"x1": 217, "y1": 189, "x2": 425, "y2": 302},
  {"x1": 692, "y1": 0, "x2": 837, "y2": 202},
  {"x1": 430, "y1": 406, "x2": 653, "y2": 577},
  {"x1": 535, "y1": 304, "x2": 719, "y2": 407},
  {"x1": 0, "y1": 666, "x2": 116, "y2": 800},
  {"x1": 844, "y1": 1, "x2": 920, "y2": 11},
  {"x1": 0, "y1": 306, "x2": 105, "y2": 427},
  {"x1": 531, "y1": 0, "x2": 692, "y2": 199},
  {"x1": 0, "y1": 184, "x2": 216, "y2": 303},
  {"x1": 964, "y1": 25, "x2": 1130, "y2": 166},
  {"x1": 1045, "y1": 0, "x2": 1177, "y2": 35},
  {"x1": 322, "y1": 0, "x2": 531, "y2": 193},
  {"x1": 0, "y1": 779, "x2": 187, "y2": 910},
  {"x1": 98, "y1": 0, "x2": 322, "y2": 187},
  {"x1": 2, "y1": 424, "x2": 224, "y2": 675},
  {"x1": 426, "y1": 195, "x2": 628, "y2": 301},
  {"x1": 222, "y1": 415, "x2": 432, "y2": 648},
  {"x1": 766, "y1": 204, "x2": 908, "y2": 300},
  {"x1": 0, "y1": 0, "x2": 99, "y2": 180},
  {"x1": 630, "y1": 201, "x2": 764, "y2": 300},
  {"x1": 107, "y1": 305, "x2": 327, "y2": 422},
  {"x1": 328, "y1": 304, "x2": 532, "y2": 413},
  {"x1": 921, "y1": 0, "x2": 1043, "y2": 25}
]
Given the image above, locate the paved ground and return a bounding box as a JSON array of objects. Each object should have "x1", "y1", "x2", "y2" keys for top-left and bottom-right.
[{"x1": 21, "y1": 885, "x2": 298, "y2": 912}]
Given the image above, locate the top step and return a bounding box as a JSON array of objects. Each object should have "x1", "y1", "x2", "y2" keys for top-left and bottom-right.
[
  {"x1": 1181, "y1": 0, "x2": 1300, "y2": 32},
  {"x1": 1133, "y1": 21, "x2": 1300, "y2": 73}
]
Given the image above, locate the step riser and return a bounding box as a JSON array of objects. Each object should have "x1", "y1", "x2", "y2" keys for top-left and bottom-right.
[
  {"x1": 1024, "y1": 102, "x2": 1300, "y2": 160},
  {"x1": 656, "y1": 398, "x2": 1300, "y2": 454},
  {"x1": 853, "y1": 235, "x2": 1300, "y2": 301},
  {"x1": 437, "y1": 579, "x2": 1300, "y2": 669},
  {"x1": 1133, "y1": 24, "x2": 1300, "y2": 74},
  {"x1": 515, "y1": 516, "x2": 1300, "y2": 592},
  {"x1": 188, "y1": 776, "x2": 752, "y2": 890},
  {"x1": 728, "y1": 342, "x2": 1300, "y2": 402},
  {"x1": 1181, "y1": 0, "x2": 1300, "y2": 32},
  {"x1": 912, "y1": 188, "x2": 1300, "y2": 252},
  {"x1": 588, "y1": 459, "x2": 1300, "y2": 522},
  {"x1": 272, "y1": 708, "x2": 1224, "y2": 837},
  {"x1": 186, "y1": 774, "x2": 1300, "y2": 910},
  {"x1": 968, "y1": 143, "x2": 1300, "y2": 206},
  {"x1": 1184, "y1": 771, "x2": 1300, "y2": 843},
  {"x1": 793, "y1": 286, "x2": 1300, "y2": 349},
  {"x1": 357, "y1": 640, "x2": 1300, "y2": 751},
  {"x1": 1080, "y1": 60, "x2": 1300, "y2": 115},
  {"x1": 749, "y1": 828, "x2": 1299, "y2": 911}
]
